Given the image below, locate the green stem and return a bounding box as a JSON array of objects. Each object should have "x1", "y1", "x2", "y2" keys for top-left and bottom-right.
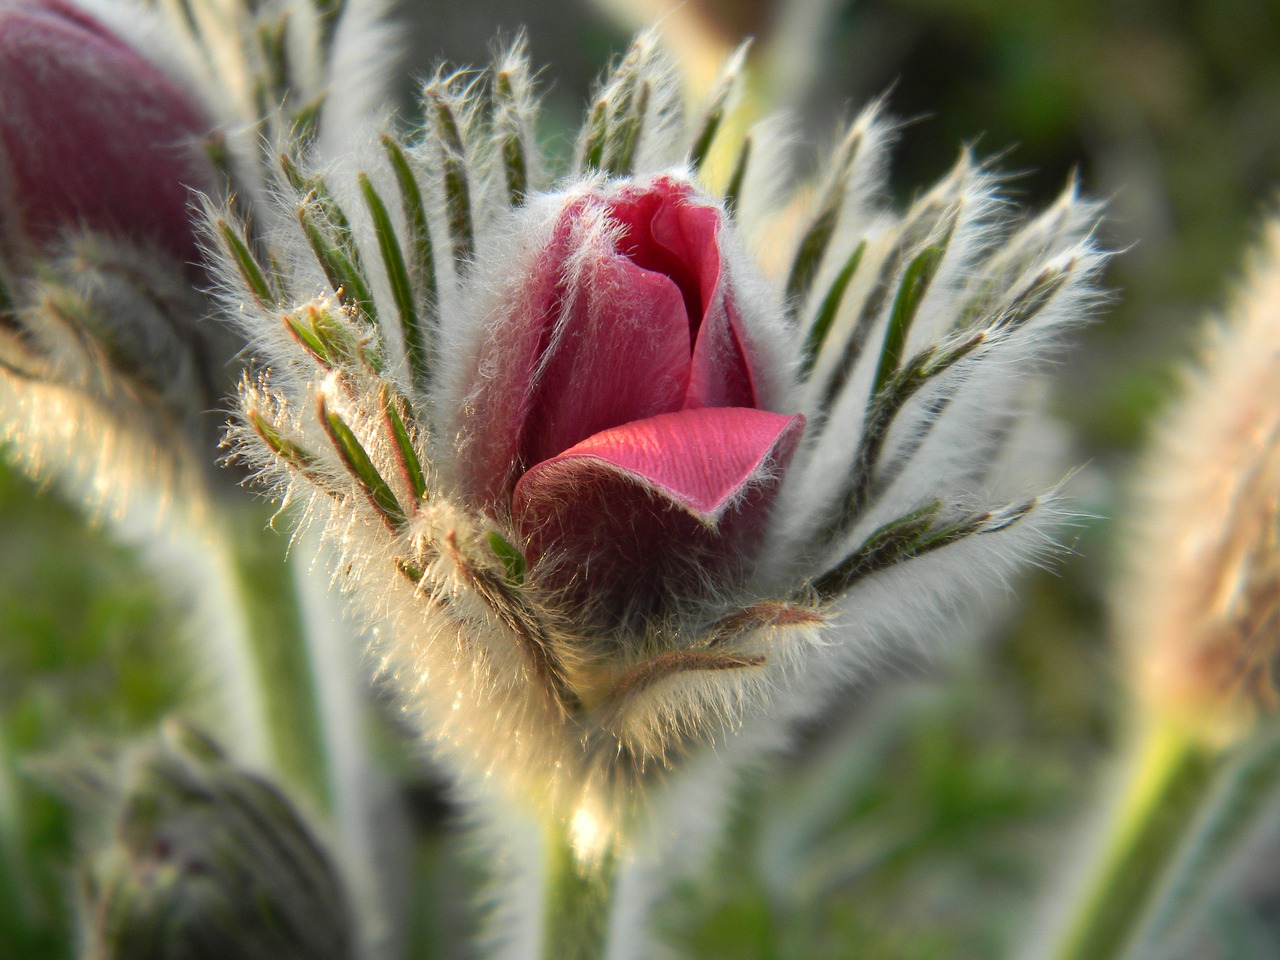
[
  {"x1": 218, "y1": 503, "x2": 331, "y2": 812},
  {"x1": 541, "y1": 814, "x2": 618, "y2": 960},
  {"x1": 1043, "y1": 718, "x2": 1280, "y2": 960}
]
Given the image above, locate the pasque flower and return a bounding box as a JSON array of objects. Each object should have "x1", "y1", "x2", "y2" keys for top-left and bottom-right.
[
  {"x1": 459, "y1": 176, "x2": 805, "y2": 619},
  {"x1": 223, "y1": 34, "x2": 1106, "y2": 862},
  {"x1": 0, "y1": 0, "x2": 388, "y2": 475},
  {"x1": 70, "y1": 720, "x2": 356, "y2": 960},
  {"x1": 0, "y1": 0, "x2": 237, "y2": 515},
  {"x1": 0, "y1": 0, "x2": 394, "y2": 922},
  {"x1": 0, "y1": 0, "x2": 215, "y2": 265}
]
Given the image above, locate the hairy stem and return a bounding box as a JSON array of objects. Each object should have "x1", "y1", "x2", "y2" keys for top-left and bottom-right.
[
  {"x1": 1037, "y1": 717, "x2": 1280, "y2": 960},
  {"x1": 541, "y1": 811, "x2": 618, "y2": 960},
  {"x1": 218, "y1": 502, "x2": 332, "y2": 810}
]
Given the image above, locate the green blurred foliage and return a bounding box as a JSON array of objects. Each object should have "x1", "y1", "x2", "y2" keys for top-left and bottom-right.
[{"x1": 0, "y1": 458, "x2": 189, "y2": 958}]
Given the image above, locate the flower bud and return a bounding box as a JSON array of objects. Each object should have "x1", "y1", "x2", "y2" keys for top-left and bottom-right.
[
  {"x1": 1125, "y1": 220, "x2": 1280, "y2": 743},
  {"x1": 0, "y1": 0, "x2": 215, "y2": 267},
  {"x1": 79, "y1": 720, "x2": 356, "y2": 960},
  {"x1": 457, "y1": 175, "x2": 805, "y2": 619}
]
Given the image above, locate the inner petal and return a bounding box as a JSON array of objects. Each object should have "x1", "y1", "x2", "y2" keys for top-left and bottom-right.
[
  {"x1": 608, "y1": 178, "x2": 721, "y2": 332},
  {"x1": 518, "y1": 236, "x2": 692, "y2": 470}
]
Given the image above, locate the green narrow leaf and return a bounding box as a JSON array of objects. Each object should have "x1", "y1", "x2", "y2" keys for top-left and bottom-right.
[
  {"x1": 382, "y1": 388, "x2": 427, "y2": 503},
  {"x1": 723, "y1": 134, "x2": 751, "y2": 217},
  {"x1": 296, "y1": 205, "x2": 376, "y2": 322},
  {"x1": 426, "y1": 90, "x2": 474, "y2": 265},
  {"x1": 785, "y1": 199, "x2": 841, "y2": 311},
  {"x1": 251, "y1": 78, "x2": 271, "y2": 127},
  {"x1": 995, "y1": 262, "x2": 1073, "y2": 332},
  {"x1": 802, "y1": 240, "x2": 866, "y2": 374},
  {"x1": 784, "y1": 127, "x2": 863, "y2": 312},
  {"x1": 494, "y1": 71, "x2": 529, "y2": 205},
  {"x1": 869, "y1": 242, "x2": 948, "y2": 399},
  {"x1": 204, "y1": 133, "x2": 259, "y2": 230},
  {"x1": 281, "y1": 302, "x2": 375, "y2": 373},
  {"x1": 690, "y1": 59, "x2": 743, "y2": 172},
  {"x1": 814, "y1": 501, "x2": 940, "y2": 595},
  {"x1": 833, "y1": 329, "x2": 987, "y2": 528},
  {"x1": 281, "y1": 154, "x2": 376, "y2": 320},
  {"x1": 689, "y1": 107, "x2": 725, "y2": 174},
  {"x1": 380, "y1": 136, "x2": 438, "y2": 316},
  {"x1": 217, "y1": 221, "x2": 276, "y2": 307},
  {"x1": 281, "y1": 154, "x2": 357, "y2": 242},
  {"x1": 441, "y1": 157, "x2": 474, "y2": 267},
  {"x1": 580, "y1": 98, "x2": 608, "y2": 172},
  {"x1": 279, "y1": 150, "x2": 309, "y2": 194},
  {"x1": 282, "y1": 311, "x2": 331, "y2": 365},
  {"x1": 317, "y1": 395, "x2": 406, "y2": 529},
  {"x1": 291, "y1": 96, "x2": 325, "y2": 146},
  {"x1": 487, "y1": 532, "x2": 526, "y2": 586},
  {"x1": 248, "y1": 409, "x2": 320, "y2": 475},
  {"x1": 358, "y1": 173, "x2": 427, "y2": 388},
  {"x1": 256, "y1": 18, "x2": 289, "y2": 101},
  {"x1": 312, "y1": 0, "x2": 346, "y2": 50},
  {"x1": 816, "y1": 498, "x2": 1033, "y2": 597},
  {"x1": 818, "y1": 203, "x2": 965, "y2": 416},
  {"x1": 396, "y1": 557, "x2": 426, "y2": 583},
  {"x1": 603, "y1": 79, "x2": 650, "y2": 177},
  {"x1": 266, "y1": 251, "x2": 289, "y2": 301},
  {"x1": 500, "y1": 132, "x2": 528, "y2": 206}
]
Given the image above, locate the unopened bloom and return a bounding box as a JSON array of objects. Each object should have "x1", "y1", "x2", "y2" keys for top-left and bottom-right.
[
  {"x1": 0, "y1": 0, "x2": 383, "y2": 511},
  {"x1": 73, "y1": 720, "x2": 355, "y2": 960},
  {"x1": 0, "y1": 0, "x2": 215, "y2": 265},
  {"x1": 224, "y1": 34, "x2": 1106, "y2": 840},
  {"x1": 458, "y1": 176, "x2": 805, "y2": 619},
  {"x1": 1125, "y1": 219, "x2": 1280, "y2": 743}
]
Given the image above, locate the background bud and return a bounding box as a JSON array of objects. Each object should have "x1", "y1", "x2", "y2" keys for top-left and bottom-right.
[
  {"x1": 1123, "y1": 219, "x2": 1280, "y2": 743},
  {"x1": 75, "y1": 720, "x2": 355, "y2": 960},
  {"x1": 0, "y1": 0, "x2": 216, "y2": 267}
]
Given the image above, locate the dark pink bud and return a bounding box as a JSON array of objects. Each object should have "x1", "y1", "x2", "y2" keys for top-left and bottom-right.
[
  {"x1": 461, "y1": 176, "x2": 804, "y2": 617},
  {"x1": 0, "y1": 0, "x2": 215, "y2": 267}
]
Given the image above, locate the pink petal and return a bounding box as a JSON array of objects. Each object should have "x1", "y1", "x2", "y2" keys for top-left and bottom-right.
[
  {"x1": 516, "y1": 217, "x2": 692, "y2": 471},
  {"x1": 687, "y1": 285, "x2": 758, "y2": 410},
  {"x1": 0, "y1": 0, "x2": 215, "y2": 265},
  {"x1": 609, "y1": 177, "x2": 718, "y2": 326},
  {"x1": 458, "y1": 205, "x2": 582, "y2": 507},
  {"x1": 512, "y1": 407, "x2": 805, "y2": 614},
  {"x1": 463, "y1": 194, "x2": 694, "y2": 507},
  {"x1": 609, "y1": 176, "x2": 758, "y2": 410}
]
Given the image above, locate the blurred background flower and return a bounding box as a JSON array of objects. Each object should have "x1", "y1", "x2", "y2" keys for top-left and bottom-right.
[{"x1": 6, "y1": 0, "x2": 1280, "y2": 958}]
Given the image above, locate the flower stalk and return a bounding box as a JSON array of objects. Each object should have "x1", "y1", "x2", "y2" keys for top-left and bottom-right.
[
  {"x1": 1036, "y1": 717, "x2": 1280, "y2": 960},
  {"x1": 1045, "y1": 719, "x2": 1216, "y2": 960},
  {"x1": 541, "y1": 814, "x2": 618, "y2": 960},
  {"x1": 217, "y1": 500, "x2": 332, "y2": 810},
  {"x1": 1031, "y1": 218, "x2": 1280, "y2": 960}
]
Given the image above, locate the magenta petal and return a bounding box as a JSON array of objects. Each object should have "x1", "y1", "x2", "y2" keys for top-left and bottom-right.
[
  {"x1": 528, "y1": 407, "x2": 805, "y2": 519},
  {"x1": 609, "y1": 177, "x2": 721, "y2": 326},
  {"x1": 0, "y1": 0, "x2": 214, "y2": 264},
  {"x1": 608, "y1": 178, "x2": 759, "y2": 410},
  {"x1": 687, "y1": 286, "x2": 758, "y2": 409},
  {"x1": 459, "y1": 206, "x2": 582, "y2": 507},
  {"x1": 517, "y1": 216, "x2": 692, "y2": 470},
  {"x1": 512, "y1": 408, "x2": 805, "y2": 615},
  {"x1": 463, "y1": 195, "x2": 697, "y2": 507}
]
